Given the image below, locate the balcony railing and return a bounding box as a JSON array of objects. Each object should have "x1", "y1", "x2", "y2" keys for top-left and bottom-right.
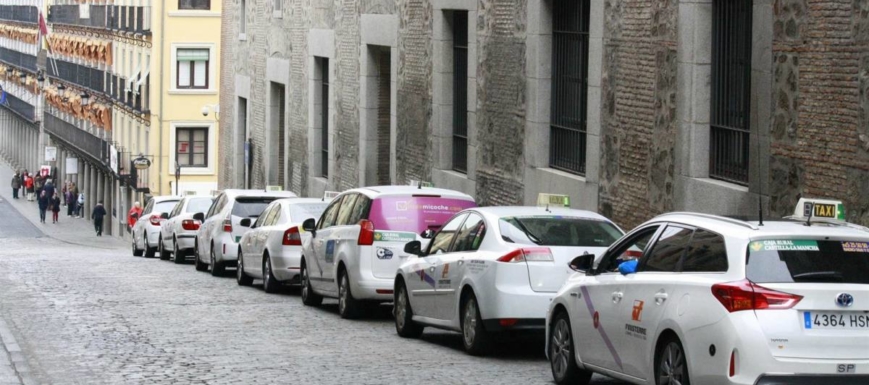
[
  {"x1": 48, "y1": 5, "x2": 150, "y2": 34},
  {"x1": 44, "y1": 112, "x2": 111, "y2": 170},
  {"x1": 1, "y1": 92, "x2": 36, "y2": 122},
  {"x1": 50, "y1": 60, "x2": 106, "y2": 95},
  {"x1": 0, "y1": 47, "x2": 37, "y2": 72},
  {"x1": 0, "y1": 5, "x2": 37, "y2": 24}
]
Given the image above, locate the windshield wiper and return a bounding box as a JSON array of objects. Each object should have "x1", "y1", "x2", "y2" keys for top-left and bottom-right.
[
  {"x1": 793, "y1": 271, "x2": 843, "y2": 282},
  {"x1": 513, "y1": 219, "x2": 542, "y2": 245}
]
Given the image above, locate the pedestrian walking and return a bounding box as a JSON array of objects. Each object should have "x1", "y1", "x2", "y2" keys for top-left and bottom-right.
[
  {"x1": 66, "y1": 187, "x2": 76, "y2": 217},
  {"x1": 128, "y1": 202, "x2": 142, "y2": 233},
  {"x1": 37, "y1": 191, "x2": 49, "y2": 223},
  {"x1": 61, "y1": 182, "x2": 68, "y2": 206},
  {"x1": 24, "y1": 173, "x2": 34, "y2": 201},
  {"x1": 50, "y1": 193, "x2": 61, "y2": 224},
  {"x1": 76, "y1": 191, "x2": 85, "y2": 217},
  {"x1": 34, "y1": 174, "x2": 44, "y2": 195},
  {"x1": 92, "y1": 200, "x2": 107, "y2": 236},
  {"x1": 43, "y1": 179, "x2": 55, "y2": 199},
  {"x1": 11, "y1": 172, "x2": 20, "y2": 199}
]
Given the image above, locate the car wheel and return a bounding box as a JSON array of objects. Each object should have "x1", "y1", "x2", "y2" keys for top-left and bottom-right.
[
  {"x1": 194, "y1": 242, "x2": 207, "y2": 271},
  {"x1": 461, "y1": 292, "x2": 492, "y2": 356},
  {"x1": 656, "y1": 337, "x2": 690, "y2": 385},
  {"x1": 237, "y1": 251, "x2": 253, "y2": 286},
  {"x1": 394, "y1": 281, "x2": 424, "y2": 338},
  {"x1": 173, "y1": 238, "x2": 186, "y2": 264},
  {"x1": 132, "y1": 238, "x2": 143, "y2": 257},
  {"x1": 262, "y1": 255, "x2": 280, "y2": 294},
  {"x1": 550, "y1": 311, "x2": 592, "y2": 385},
  {"x1": 300, "y1": 261, "x2": 322, "y2": 306},
  {"x1": 143, "y1": 236, "x2": 156, "y2": 259},
  {"x1": 210, "y1": 247, "x2": 225, "y2": 276},
  {"x1": 338, "y1": 271, "x2": 363, "y2": 319},
  {"x1": 158, "y1": 235, "x2": 170, "y2": 260}
]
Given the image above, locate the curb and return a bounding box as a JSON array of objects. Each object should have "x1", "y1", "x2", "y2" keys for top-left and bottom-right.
[{"x1": 0, "y1": 318, "x2": 36, "y2": 385}]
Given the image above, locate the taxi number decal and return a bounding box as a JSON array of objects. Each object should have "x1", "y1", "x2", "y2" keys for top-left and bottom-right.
[
  {"x1": 804, "y1": 312, "x2": 869, "y2": 329},
  {"x1": 842, "y1": 242, "x2": 869, "y2": 253}
]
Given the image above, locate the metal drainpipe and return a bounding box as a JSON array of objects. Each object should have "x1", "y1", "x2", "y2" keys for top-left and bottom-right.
[{"x1": 157, "y1": 0, "x2": 165, "y2": 194}]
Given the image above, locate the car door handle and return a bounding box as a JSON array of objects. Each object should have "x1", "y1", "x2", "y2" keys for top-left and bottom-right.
[
  {"x1": 458, "y1": 260, "x2": 464, "y2": 266},
  {"x1": 612, "y1": 292, "x2": 623, "y2": 303},
  {"x1": 654, "y1": 292, "x2": 668, "y2": 305},
  {"x1": 429, "y1": 266, "x2": 436, "y2": 272}
]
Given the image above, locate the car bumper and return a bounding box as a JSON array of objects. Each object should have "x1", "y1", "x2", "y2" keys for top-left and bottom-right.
[
  {"x1": 350, "y1": 274, "x2": 394, "y2": 301},
  {"x1": 754, "y1": 375, "x2": 869, "y2": 385},
  {"x1": 271, "y1": 247, "x2": 302, "y2": 283},
  {"x1": 216, "y1": 234, "x2": 238, "y2": 262},
  {"x1": 176, "y1": 235, "x2": 196, "y2": 250},
  {"x1": 146, "y1": 228, "x2": 160, "y2": 247}
]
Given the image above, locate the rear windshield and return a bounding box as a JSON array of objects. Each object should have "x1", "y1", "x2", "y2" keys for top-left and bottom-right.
[
  {"x1": 289, "y1": 203, "x2": 329, "y2": 222},
  {"x1": 499, "y1": 216, "x2": 623, "y2": 247},
  {"x1": 747, "y1": 239, "x2": 869, "y2": 284},
  {"x1": 186, "y1": 198, "x2": 214, "y2": 214},
  {"x1": 154, "y1": 200, "x2": 179, "y2": 214},
  {"x1": 368, "y1": 196, "x2": 476, "y2": 234},
  {"x1": 232, "y1": 197, "x2": 279, "y2": 218}
]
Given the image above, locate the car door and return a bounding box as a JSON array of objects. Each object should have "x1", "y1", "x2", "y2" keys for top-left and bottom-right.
[
  {"x1": 573, "y1": 225, "x2": 662, "y2": 374},
  {"x1": 309, "y1": 195, "x2": 345, "y2": 293},
  {"x1": 202, "y1": 194, "x2": 225, "y2": 253},
  {"x1": 136, "y1": 199, "x2": 154, "y2": 247},
  {"x1": 618, "y1": 224, "x2": 693, "y2": 380},
  {"x1": 244, "y1": 205, "x2": 271, "y2": 276},
  {"x1": 323, "y1": 193, "x2": 360, "y2": 286},
  {"x1": 409, "y1": 213, "x2": 467, "y2": 319},
  {"x1": 432, "y1": 212, "x2": 486, "y2": 321}
]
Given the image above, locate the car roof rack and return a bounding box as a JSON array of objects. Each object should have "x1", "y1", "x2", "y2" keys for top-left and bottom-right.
[{"x1": 656, "y1": 212, "x2": 759, "y2": 230}]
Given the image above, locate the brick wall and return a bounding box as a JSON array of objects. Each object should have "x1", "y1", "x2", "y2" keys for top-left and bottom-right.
[{"x1": 218, "y1": 0, "x2": 236, "y2": 189}]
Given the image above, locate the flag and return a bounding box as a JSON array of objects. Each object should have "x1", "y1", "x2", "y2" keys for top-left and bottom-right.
[
  {"x1": 38, "y1": 12, "x2": 48, "y2": 36},
  {"x1": 0, "y1": 89, "x2": 8, "y2": 106}
]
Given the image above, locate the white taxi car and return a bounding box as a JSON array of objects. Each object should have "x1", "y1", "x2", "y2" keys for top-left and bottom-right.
[
  {"x1": 236, "y1": 198, "x2": 329, "y2": 293},
  {"x1": 299, "y1": 186, "x2": 477, "y2": 319},
  {"x1": 394, "y1": 204, "x2": 624, "y2": 355},
  {"x1": 546, "y1": 198, "x2": 869, "y2": 385},
  {"x1": 158, "y1": 195, "x2": 214, "y2": 264},
  {"x1": 131, "y1": 195, "x2": 180, "y2": 258}
]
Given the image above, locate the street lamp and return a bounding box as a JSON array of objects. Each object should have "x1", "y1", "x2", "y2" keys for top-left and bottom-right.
[
  {"x1": 174, "y1": 162, "x2": 181, "y2": 196},
  {"x1": 18, "y1": 71, "x2": 26, "y2": 82},
  {"x1": 80, "y1": 92, "x2": 90, "y2": 106},
  {"x1": 36, "y1": 74, "x2": 44, "y2": 88}
]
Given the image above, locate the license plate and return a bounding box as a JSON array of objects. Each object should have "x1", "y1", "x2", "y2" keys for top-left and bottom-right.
[{"x1": 804, "y1": 312, "x2": 869, "y2": 329}]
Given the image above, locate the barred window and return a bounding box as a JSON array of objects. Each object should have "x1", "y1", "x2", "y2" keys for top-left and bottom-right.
[
  {"x1": 452, "y1": 11, "x2": 469, "y2": 174},
  {"x1": 179, "y1": 0, "x2": 210, "y2": 10}
]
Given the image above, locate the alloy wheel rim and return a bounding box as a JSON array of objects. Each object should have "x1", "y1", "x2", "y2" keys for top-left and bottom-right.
[
  {"x1": 237, "y1": 254, "x2": 244, "y2": 281},
  {"x1": 396, "y1": 287, "x2": 407, "y2": 329},
  {"x1": 659, "y1": 342, "x2": 685, "y2": 385},
  {"x1": 339, "y1": 276, "x2": 347, "y2": 314},
  {"x1": 209, "y1": 250, "x2": 215, "y2": 272},
  {"x1": 301, "y1": 267, "x2": 308, "y2": 300},
  {"x1": 463, "y1": 299, "x2": 477, "y2": 346},
  {"x1": 264, "y1": 259, "x2": 271, "y2": 288},
  {"x1": 551, "y1": 319, "x2": 572, "y2": 378}
]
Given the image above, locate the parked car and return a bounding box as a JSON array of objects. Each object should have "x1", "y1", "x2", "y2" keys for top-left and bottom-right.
[
  {"x1": 237, "y1": 198, "x2": 330, "y2": 293},
  {"x1": 394, "y1": 205, "x2": 623, "y2": 355},
  {"x1": 194, "y1": 189, "x2": 298, "y2": 275},
  {"x1": 158, "y1": 195, "x2": 215, "y2": 264},
  {"x1": 545, "y1": 198, "x2": 869, "y2": 385},
  {"x1": 299, "y1": 186, "x2": 477, "y2": 319},
  {"x1": 131, "y1": 195, "x2": 181, "y2": 258}
]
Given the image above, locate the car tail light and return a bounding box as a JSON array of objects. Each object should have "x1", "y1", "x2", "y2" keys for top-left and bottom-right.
[
  {"x1": 149, "y1": 216, "x2": 162, "y2": 226},
  {"x1": 499, "y1": 319, "x2": 518, "y2": 327},
  {"x1": 711, "y1": 280, "x2": 803, "y2": 312},
  {"x1": 283, "y1": 226, "x2": 302, "y2": 246},
  {"x1": 497, "y1": 247, "x2": 554, "y2": 263},
  {"x1": 729, "y1": 350, "x2": 736, "y2": 377},
  {"x1": 223, "y1": 219, "x2": 232, "y2": 232},
  {"x1": 358, "y1": 219, "x2": 375, "y2": 246},
  {"x1": 182, "y1": 219, "x2": 200, "y2": 231}
]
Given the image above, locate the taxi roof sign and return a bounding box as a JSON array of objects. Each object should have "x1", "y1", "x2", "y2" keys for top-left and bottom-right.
[
  {"x1": 265, "y1": 185, "x2": 284, "y2": 192},
  {"x1": 537, "y1": 193, "x2": 570, "y2": 208},
  {"x1": 793, "y1": 198, "x2": 845, "y2": 221},
  {"x1": 323, "y1": 191, "x2": 341, "y2": 200},
  {"x1": 408, "y1": 180, "x2": 434, "y2": 188}
]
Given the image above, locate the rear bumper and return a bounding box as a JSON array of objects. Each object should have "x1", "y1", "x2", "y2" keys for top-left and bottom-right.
[
  {"x1": 482, "y1": 318, "x2": 545, "y2": 332},
  {"x1": 176, "y1": 235, "x2": 195, "y2": 250},
  {"x1": 351, "y1": 275, "x2": 394, "y2": 301},
  {"x1": 216, "y1": 234, "x2": 238, "y2": 262},
  {"x1": 145, "y1": 228, "x2": 160, "y2": 247},
  {"x1": 271, "y1": 248, "x2": 302, "y2": 283},
  {"x1": 755, "y1": 375, "x2": 869, "y2": 385}
]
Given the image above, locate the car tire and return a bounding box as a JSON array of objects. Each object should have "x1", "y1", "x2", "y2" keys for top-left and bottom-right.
[
  {"x1": 338, "y1": 271, "x2": 364, "y2": 319},
  {"x1": 394, "y1": 280, "x2": 424, "y2": 338},
  {"x1": 144, "y1": 236, "x2": 156, "y2": 259},
  {"x1": 461, "y1": 292, "x2": 492, "y2": 356},
  {"x1": 173, "y1": 238, "x2": 186, "y2": 264},
  {"x1": 194, "y1": 242, "x2": 208, "y2": 271},
  {"x1": 237, "y1": 251, "x2": 253, "y2": 286},
  {"x1": 210, "y1": 247, "x2": 225, "y2": 276},
  {"x1": 132, "y1": 238, "x2": 144, "y2": 257},
  {"x1": 550, "y1": 311, "x2": 592, "y2": 385},
  {"x1": 655, "y1": 336, "x2": 690, "y2": 385},
  {"x1": 300, "y1": 261, "x2": 322, "y2": 307},
  {"x1": 158, "y1": 235, "x2": 170, "y2": 260},
  {"x1": 262, "y1": 255, "x2": 280, "y2": 294}
]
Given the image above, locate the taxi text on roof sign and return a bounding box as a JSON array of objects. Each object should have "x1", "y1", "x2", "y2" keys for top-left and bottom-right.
[
  {"x1": 408, "y1": 179, "x2": 434, "y2": 188},
  {"x1": 266, "y1": 185, "x2": 284, "y2": 192},
  {"x1": 323, "y1": 191, "x2": 341, "y2": 200},
  {"x1": 793, "y1": 198, "x2": 845, "y2": 221},
  {"x1": 537, "y1": 193, "x2": 570, "y2": 208}
]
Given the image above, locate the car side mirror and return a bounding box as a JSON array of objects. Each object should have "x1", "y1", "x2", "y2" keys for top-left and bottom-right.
[
  {"x1": 302, "y1": 218, "x2": 317, "y2": 236},
  {"x1": 420, "y1": 229, "x2": 435, "y2": 239},
  {"x1": 159, "y1": 212, "x2": 169, "y2": 220},
  {"x1": 239, "y1": 218, "x2": 252, "y2": 227},
  {"x1": 569, "y1": 254, "x2": 594, "y2": 272},
  {"x1": 404, "y1": 240, "x2": 422, "y2": 256},
  {"x1": 618, "y1": 259, "x2": 639, "y2": 275},
  {"x1": 192, "y1": 212, "x2": 204, "y2": 221}
]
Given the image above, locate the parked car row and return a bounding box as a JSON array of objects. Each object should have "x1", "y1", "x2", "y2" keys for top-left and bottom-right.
[{"x1": 133, "y1": 188, "x2": 869, "y2": 385}]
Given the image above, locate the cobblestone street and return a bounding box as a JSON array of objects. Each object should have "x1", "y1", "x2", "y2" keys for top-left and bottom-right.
[{"x1": 0, "y1": 191, "x2": 625, "y2": 384}]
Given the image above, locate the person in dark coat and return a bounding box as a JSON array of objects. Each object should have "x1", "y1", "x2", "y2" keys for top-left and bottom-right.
[
  {"x1": 11, "y1": 172, "x2": 20, "y2": 199},
  {"x1": 92, "y1": 200, "x2": 107, "y2": 236},
  {"x1": 34, "y1": 174, "x2": 44, "y2": 194},
  {"x1": 66, "y1": 187, "x2": 76, "y2": 217},
  {"x1": 37, "y1": 191, "x2": 49, "y2": 223},
  {"x1": 50, "y1": 193, "x2": 61, "y2": 224},
  {"x1": 42, "y1": 179, "x2": 55, "y2": 199}
]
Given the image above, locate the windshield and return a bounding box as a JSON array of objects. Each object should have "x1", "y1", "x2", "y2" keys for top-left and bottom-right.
[
  {"x1": 746, "y1": 239, "x2": 869, "y2": 284},
  {"x1": 154, "y1": 201, "x2": 179, "y2": 214},
  {"x1": 368, "y1": 196, "x2": 476, "y2": 234},
  {"x1": 288, "y1": 203, "x2": 329, "y2": 223},
  {"x1": 231, "y1": 198, "x2": 279, "y2": 218},
  {"x1": 499, "y1": 216, "x2": 623, "y2": 247},
  {"x1": 186, "y1": 198, "x2": 214, "y2": 214}
]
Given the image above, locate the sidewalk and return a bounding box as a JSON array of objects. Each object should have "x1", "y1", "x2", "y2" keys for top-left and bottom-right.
[{"x1": 0, "y1": 161, "x2": 127, "y2": 250}]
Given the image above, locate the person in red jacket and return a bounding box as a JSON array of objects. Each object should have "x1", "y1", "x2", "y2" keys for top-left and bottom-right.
[
  {"x1": 24, "y1": 173, "x2": 34, "y2": 201},
  {"x1": 127, "y1": 202, "x2": 142, "y2": 232}
]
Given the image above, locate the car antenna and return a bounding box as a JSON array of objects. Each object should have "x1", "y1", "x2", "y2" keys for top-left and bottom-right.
[{"x1": 418, "y1": 181, "x2": 423, "y2": 190}]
